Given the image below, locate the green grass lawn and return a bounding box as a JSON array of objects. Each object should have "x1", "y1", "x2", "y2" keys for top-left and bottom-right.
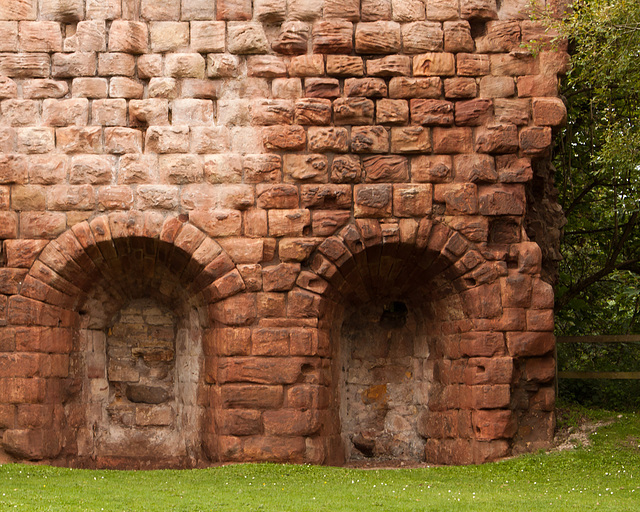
[{"x1": 1, "y1": 409, "x2": 639, "y2": 511}]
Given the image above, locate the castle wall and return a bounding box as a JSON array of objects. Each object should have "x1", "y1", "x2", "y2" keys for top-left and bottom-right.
[{"x1": 0, "y1": 0, "x2": 566, "y2": 467}]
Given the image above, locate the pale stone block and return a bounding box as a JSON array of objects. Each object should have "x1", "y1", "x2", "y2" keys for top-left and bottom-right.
[
  {"x1": 227, "y1": 22, "x2": 269, "y2": 54},
  {"x1": 190, "y1": 21, "x2": 225, "y2": 53},
  {"x1": 150, "y1": 22, "x2": 190, "y2": 52},
  {"x1": 141, "y1": 0, "x2": 180, "y2": 20},
  {"x1": 0, "y1": 22, "x2": 18, "y2": 51},
  {"x1": 86, "y1": 0, "x2": 121, "y2": 19},
  {"x1": 65, "y1": 20, "x2": 106, "y2": 52},
  {"x1": 165, "y1": 53, "x2": 206, "y2": 78},
  {"x1": 171, "y1": 99, "x2": 214, "y2": 125},
  {"x1": 182, "y1": 0, "x2": 215, "y2": 20},
  {"x1": 19, "y1": 21, "x2": 63, "y2": 52}
]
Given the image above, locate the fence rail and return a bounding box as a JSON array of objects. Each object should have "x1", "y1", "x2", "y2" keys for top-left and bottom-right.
[{"x1": 556, "y1": 335, "x2": 640, "y2": 380}]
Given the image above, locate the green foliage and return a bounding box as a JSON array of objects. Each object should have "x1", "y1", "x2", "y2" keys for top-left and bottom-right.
[
  {"x1": 1, "y1": 413, "x2": 640, "y2": 511},
  {"x1": 531, "y1": 0, "x2": 640, "y2": 406}
]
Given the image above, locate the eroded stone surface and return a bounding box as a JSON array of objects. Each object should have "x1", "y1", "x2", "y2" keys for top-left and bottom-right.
[{"x1": 0, "y1": 0, "x2": 564, "y2": 470}]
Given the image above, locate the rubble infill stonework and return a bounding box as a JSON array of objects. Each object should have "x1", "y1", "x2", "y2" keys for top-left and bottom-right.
[{"x1": 0, "y1": 0, "x2": 566, "y2": 469}]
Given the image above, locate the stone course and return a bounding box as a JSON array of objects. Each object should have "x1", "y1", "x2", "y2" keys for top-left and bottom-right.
[{"x1": 0, "y1": 0, "x2": 565, "y2": 468}]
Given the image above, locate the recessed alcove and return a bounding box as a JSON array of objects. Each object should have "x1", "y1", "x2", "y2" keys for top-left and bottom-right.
[{"x1": 64, "y1": 235, "x2": 208, "y2": 468}]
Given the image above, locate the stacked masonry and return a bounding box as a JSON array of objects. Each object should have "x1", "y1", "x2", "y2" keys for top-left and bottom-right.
[{"x1": 0, "y1": 0, "x2": 567, "y2": 468}]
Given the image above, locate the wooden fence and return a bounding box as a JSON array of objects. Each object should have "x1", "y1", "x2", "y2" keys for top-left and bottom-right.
[{"x1": 556, "y1": 335, "x2": 640, "y2": 380}]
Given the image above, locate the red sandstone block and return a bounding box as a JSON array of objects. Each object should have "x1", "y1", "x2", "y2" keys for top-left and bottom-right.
[
  {"x1": 0, "y1": 22, "x2": 18, "y2": 51},
  {"x1": 4, "y1": 239, "x2": 48, "y2": 268},
  {"x1": 460, "y1": 332, "x2": 505, "y2": 357},
  {"x1": 70, "y1": 154, "x2": 113, "y2": 184},
  {"x1": 16, "y1": 127, "x2": 55, "y2": 154},
  {"x1": 98, "y1": 52, "x2": 135, "y2": 76},
  {"x1": 129, "y1": 99, "x2": 169, "y2": 126},
  {"x1": 18, "y1": 21, "x2": 62, "y2": 52},
  {"x1": 218, "y1": 357, "x2": 307, "y2": 385},
  {"x1": 56, "y1": 126, "x2": 102, "y2": 153},
  {"x1": 305, "y1": 78, "x2": 340, "y2": 99},
  {"x1": 272, "y1": 22, "x2": 308, "y2": 55},
  {"x1": 354, "y1": 184, "x2": 392, "y2": 218},
  {"x1": 268, "y1": 209, "x2": 311, "y2": 237},
  {"x1": 0, "y1": 154, "x2": 27, "y2": 184},
  {"x1": 461, "y1": 282, "x2": 503, "y2": 319},
  {"x1": 251, "y1": 327, "x2": 290, "y2": 356},
  {"x1": 0, "y1": 54, "x2": 49, "y2": 78},
  {"x1": 532, "y1": 97, "x2": 567, "y2": 126},
  {"x1": 433, "y1": 183, "x2": 478, "y2": 214},
  {"x1": 108, "y1": 20, "x2": 148, "y2": 53},
  {"x1": 410, "y1": 99, "x2": 454, "y2": 125},
  {"x1": 251, "y1": 99, "x2": 294, "y2": 126},
  {"x1": 92, "y1": 99, "x2": 127, "y2": 127},
  {"x1": 495, "y1": 155, "x2": 532, "y2": 183},
  {"x1": 465, "y1": 357, "x2": 514, "y2": 385},
  {"x1": 525, "y1": 357, "x2": 555, "y2": 383},
  {"x1": 350, "y1": 126, "x2": 388, "y2": 153},
  {"x1": 19, "y1": 212, "x2": 66, "y2": 239},
  {"x1": 479, "y1": 184, "x2": 525, "y2": 215},
  {"x1": 475, "y1": 124, "x2": 519, "y2": 154},
  {"x1": 470, "y1": 385, "x2": 510, "y2": 410},
  {"x1": 472, "y1": 410, "x2": 515, "y2": 441},
  {"x1": 392, "y1": 184, "x2": 432, "y2": 217},
  {"x1": 442, "y1": 20, "x2": 473, "y2": 51},
  {"x1": 256, "y1": 184, "x2": 298, "y2": 209},
  {"x1": 520, "y1": 126, "x2": 552, "y2": 156},
  {"x1": 366, "y1": 55, "x2": 411, "y2": 77},
  {"x1": 443, "y1": 77, "x2": 476, "y2": 99},
  {"x1": 355, "y1": 21, "x2": 401, "y2": 54},
  {"x1": 96, "y1": 185, "x2": 133, "y2": 210},
  {"x1": 264, "y1": 409, "x2": 320, "y2": 436},
  {"x1": 263, "y1": 263, "x2": 300, "y2": 292},
  {"x1": 0, "y1": 403, "x2": 15, "y2": 428},
  {"x1": 216, "y1": 409, "x2": 262, "y2": 436},
  {"x1": 312, "y1": 20, "x2": 353, "y2": 54},
  {"x1": 453, "y1": 153, "x2": 496, "y2": 183},
  {"x1": 506, "y1": 332, "x2": 555, "y2": 357},
  {"x1": 491, "y1": 54, "x2": 538, "y2": 76},
  {"x1": 433, "y1": 127, "x2": 473, "y2": 154},
  {"x1": 494, "y1": 98, "x2": 530, "y2": 125},
  {"x1": 243, "y1": 435, "x2": 306, "y2": 463},
  {"x1": 0, "y1": 211, "x2": 18, "y2": 238},
  {"x1": 263, "y1": 125, "x2": 306, "y2": 151},
  {"x1": 517, "y1": 74, "x2": 558, "y2": 97},
  {"x1": 389, "y1": 77, "x2": 441, "y2": 99},
  {"x1": 109, "y1": 77, "x2": 143, "y2": 98},
  {"x1": 457, "y1": 53, "x2": 490, "y2": 77},
  {"x1": 283, "y1": 154, "x2": 328, "y2": 183},
  {"x1": 51, "y1": 52, "x2": 96, "y2": 78},
  {"x1": 455, "y1": 99, "x2": 493, "y2": 126},
  {"x1": 1, "y1": 99, "x2": 39, "y2": 126},
  {"x1": 72, "y1": 77, "x2": 108, "y2": 98},
  {"x1": 413, "y1": 52, "x2": 455, "y2": 76},
  {"x1": 15, "y1": 327, "x2": 72, "y2": 353},
  {"x1": 526, "y1": 308, "x2": 554, "y2": 332},
  {"x1": 479, "y1": 76, "x2": 515, "y2": 98},
  {"x1": 501, "y1": 272, "x2": 532, "y2": 307},
  {"x1": 530, "y1": 386, "x2": 555, "y2": 412},
  {"x1": 145, "y1": 126, "x2": 189, "y2": 153},
  {"x1": 47, "y1": 185, "x2": 95, "y2": 211},
  {"x1": 0, "y1": 377, "x2": 46, "y2": 403},
  {"x1": 287, "y1": 288, "x2": 322, "y2": 318},
  {"x1": 210, "y1": 294, "x2": 257, "y2": 326}
]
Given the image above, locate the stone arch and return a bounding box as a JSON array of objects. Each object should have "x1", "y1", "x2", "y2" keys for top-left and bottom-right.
[
  {"x1": 5, "y1": 212, "x2": 246, "y2": 468},
  {"x1": 303, "y1": 218, "x2": 538, "y2": 465}
]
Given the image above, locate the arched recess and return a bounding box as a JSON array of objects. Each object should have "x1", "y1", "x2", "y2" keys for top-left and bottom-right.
[
  {"x1": 306, "y1": 218, "x2": 528, "y2": 466},
  {"x1": 5, "y1": 212, "x2": 245, "y2": 468}
]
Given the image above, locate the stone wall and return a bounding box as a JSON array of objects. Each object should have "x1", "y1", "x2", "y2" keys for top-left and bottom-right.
[{"x1": 0, "y1": 0, "x2": 567, "y2": 468}]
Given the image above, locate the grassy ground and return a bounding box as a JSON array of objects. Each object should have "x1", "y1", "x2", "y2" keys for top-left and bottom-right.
[{"x1": 1, "y1": 409, "x2": 638, "y2": 511}]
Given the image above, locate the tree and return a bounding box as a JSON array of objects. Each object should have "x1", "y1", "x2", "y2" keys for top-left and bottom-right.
[
  {"x1": 532, "y1": 0, "x2": 640, "y2": 408},
  {"x1": 534, "y1": 0, "x2": 640, "y2": 335}
]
